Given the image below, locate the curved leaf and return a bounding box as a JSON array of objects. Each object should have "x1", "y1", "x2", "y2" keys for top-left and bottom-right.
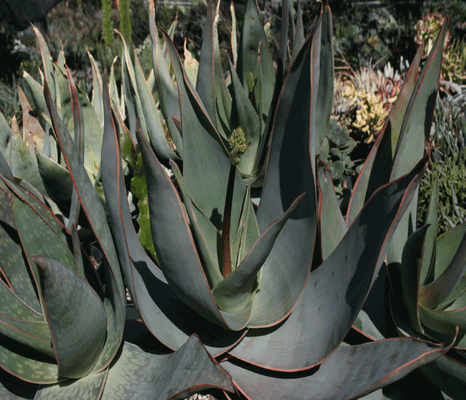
[
  {"x1": 230, "y1": 159, "x2": 426, "y2": 370},
  {"x1": 246, "y1": 26, "x2": 318, "y2": 328},
  {"x1": 317, "y1": 160, "x2": 347, "y2": 260},
  {"x1": 400, "y1": 225, "x2": 431, "y2": 334},
  {"x1": 148, "y1": 0, "x2": 182, "y2": 154},
  {"x1": 101, "y1": 337, "x2": 234, "y2": 400},
  {"x1": 224, "y1": 336, "x2": 454, "y2": 400},
  {"x1": 238, "y1": 0, "x2": 274, "y2": 115},
  {"x1": 35, "y1": 256, "x2": 107, "y2": 380}
]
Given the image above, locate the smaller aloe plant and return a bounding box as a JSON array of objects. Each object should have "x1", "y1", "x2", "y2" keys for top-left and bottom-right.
[
  {"x1": 388, "y1": 176, "x2": 466, "y2": 399},
  {"x1": 341, "y1": 17, "x2": 466, "y2": 399}
]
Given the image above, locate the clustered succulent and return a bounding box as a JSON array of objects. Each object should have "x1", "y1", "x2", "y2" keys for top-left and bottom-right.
[{"x1": 0, "y1": 1, "x2": 464, "y2": 399}]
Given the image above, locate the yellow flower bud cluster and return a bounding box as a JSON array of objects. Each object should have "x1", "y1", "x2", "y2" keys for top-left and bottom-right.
[{"x1": 343, "y1": 82, "x2": 389, "y2": 144}]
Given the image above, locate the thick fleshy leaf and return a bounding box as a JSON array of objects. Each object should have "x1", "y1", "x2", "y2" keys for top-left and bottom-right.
[
  {"x1": 196, "y1": 1, "x2": 218, "y2": 125},
  {"x1": 87, "y1": 51, "x2": 104, "y2": 129},
  {"x1": 312, "y1": 4, "x2": 333, "y2": 156},
  {"x1": 17, "y1": 86, "x2": 45, "y2": 153},
  {"x1": 8, "y1": 192, "x2": 74, "y2": 294},
  {"x1": 0, "y1": 314, "x2": 52, "y2": 359},
  {"x1": 246, "y1": 27, "x2": 318, "y2": 328},
  {"x1": 230, "y1": 2, "x2": 238, "y2": 66},
  {"x1": 101, "y1": 337, "x2": 234, "y2": 400},
  {"x1": 23, "y1": 71, "x2": 49, "y2": 131},
  {"x1": 238, "y1": 0, "x2": 274, "y2": 116},
  {"x1": 292, "y1": 0, "x2": 305, "y2": 60},
  {"x1": 0, "y1": 148, "x2": 13, "y2": 180},
  {"x1": 170, "y1": 161, "x2": 223, "y2": 287},
  {"x1": 164, "y1": 31, "x2": 246, "y2": 234},
  {"x1": 36, "y1": 153, "x2": 75, "y2": 218},
  {"x1": 231, "y1": 160, "x2": 426, "y2": 370},
  {"x1": 317, "y1": 160, "x2": 347, "y2": 260},
  {"x1": 34, "y1": 370, "x2": 107, "y2": 400},
  {"x1": 0, "y1": 368, "x2": 39, "y2": 399},
  {"x1": 420, "y1": 177, "x2": 439, "y2": 286},
  {"x1": 148, "y1": 0, "x2": 183, "y2": 154},
  {"x1": 0, "y1": 328, "x2": 59, "y2": 383},
  {"x1": 32, "y1": 26, "x2": 57, "y2": 104},
  {"x1": 35, "y1": 256, "x2": 107, "y2": 379},
  {"x1": 43, "y1": 81, "x2": 126, "y2": 372},
  {"x1": 400, "y1": 224, "x2": 431, "y2": 333},
  {"x1": 0, "y1": 279, "x2": 43, "y2": 322},
  {"x1": 224, "y1": 336, "x2": 454, "y2": 400},
  {"x1": 420, "y1": 290, "x2": 466, "y2": 338},
  {"x1": 0, "y1": 115, "x2": 47, "y2": 195},
  {"x1": 64, "y1": 66, "x2": 84, "y2": 229},
  {"x1": 165, "y1": 29, "x2": 256, "y2": 265},
  {"x1": 356, "y1": 265, "x2": 400, "y2": 341}
]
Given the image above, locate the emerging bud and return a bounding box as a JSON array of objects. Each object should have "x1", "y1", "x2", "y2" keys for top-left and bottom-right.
[{"x1": 229, "y1": 127, "x2": 248, "y2": 165}]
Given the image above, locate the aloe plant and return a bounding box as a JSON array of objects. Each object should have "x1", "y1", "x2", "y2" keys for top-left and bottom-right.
[
  {"x1": 336, "y1": 16, "x2": 466, "y2": 399},
  {"x1": 95, "y1": 1, "x2": 458, "y2": 398}
]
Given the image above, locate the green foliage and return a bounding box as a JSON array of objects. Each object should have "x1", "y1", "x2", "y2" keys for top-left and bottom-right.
[
  {"x1": 418, "y1": 156, "x2": 466, "y2": 235},
  {"x1": 102, "y1": 0, "x2": 114, "y2": 49},
  {"x1": 418, "y1": 88, "x2": 466, "y2": 235},
  {"x1": 432, "y1": 90, "x2": 466, "y2": 163},
  {"x1": 119, "y1": 0, "x2": 133, "y2": 45}
]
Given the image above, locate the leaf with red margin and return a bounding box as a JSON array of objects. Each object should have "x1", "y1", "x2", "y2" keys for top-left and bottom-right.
[
  {"x1": 229, "y1": 159, "x2": 427, "y2": 370},
  {"x1": 101, "y1": 336, "x2": 235, "y2": 400},
  {"x1": 35, "y1": 256, "x2": 107, "y2": 380},
  {"x1": 246, "y1": 20, "x2": 318, "y2": 329},
  {"x1": 223, "y1": 335, "x2": 455, "y2": 400},
  {"x1": 346, "y1": 45, "x2": 423, "y2": 226}
]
